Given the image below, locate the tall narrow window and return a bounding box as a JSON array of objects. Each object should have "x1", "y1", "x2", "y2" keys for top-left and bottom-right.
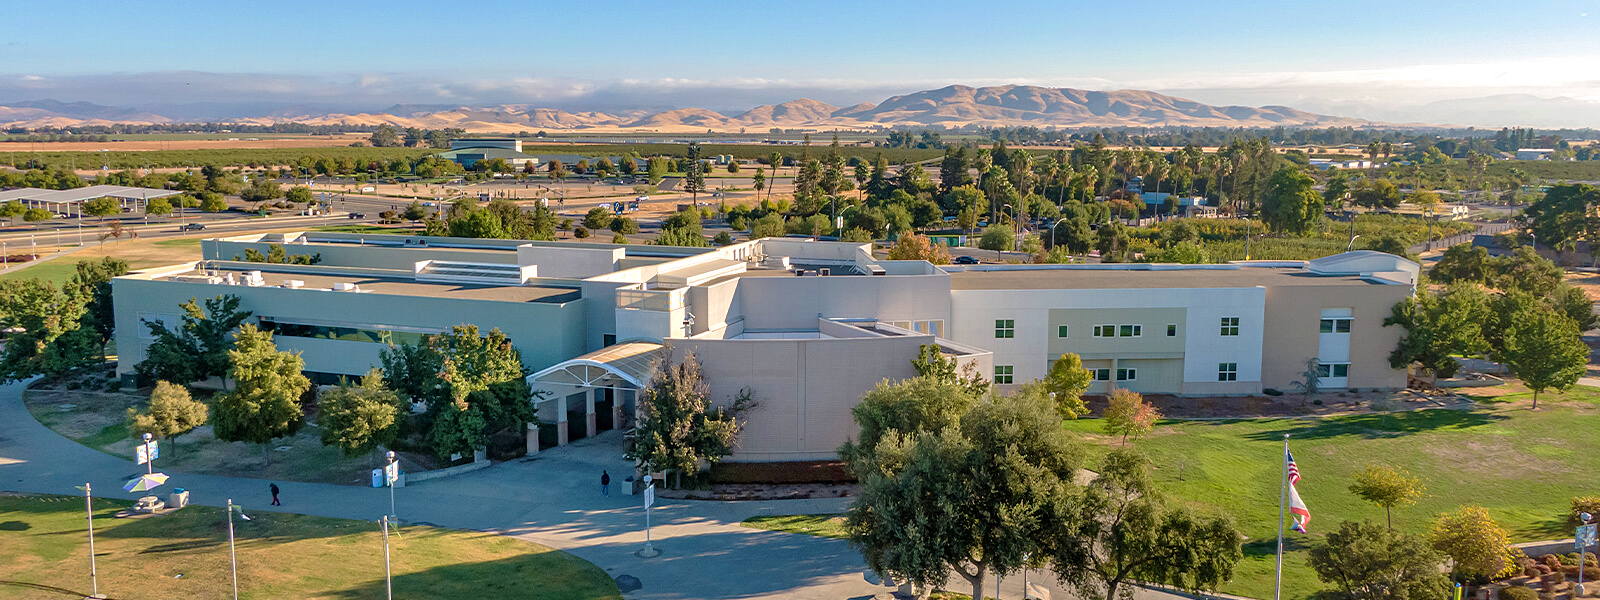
[
  {"x1": 1166, "y1": 324, "x2": 1177, "y2": 337},
  {"x1": 1057, "y1": 325, "x2": 1069, "y2": 338}
]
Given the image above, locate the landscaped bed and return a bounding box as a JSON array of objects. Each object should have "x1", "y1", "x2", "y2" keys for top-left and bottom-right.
[
  {"x1": 23, "y1": 375, "x2": 441, "y2": 486},
  {"x1": 0, "y1": 492, "x2": 621, "y2": 600}
]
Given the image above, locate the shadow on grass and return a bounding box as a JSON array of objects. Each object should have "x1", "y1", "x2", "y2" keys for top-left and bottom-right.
[
  {"x1": 1242, "y1": 535, "x2": 1312, "y2": 558},
  {"x1": 95, "y1": 505, "x2": 374, "y2": 548},
  {"x1": 1244, "y1": 409, "x2": 1506, "y2": 442},
  {"x1": 326, "y1": 554, "x2": 622, "y2": 600}
]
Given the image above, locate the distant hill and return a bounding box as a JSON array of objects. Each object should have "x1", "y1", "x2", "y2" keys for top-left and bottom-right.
[{"x1": 0, "y1": 84, "x2": 1376, "y2": 132}]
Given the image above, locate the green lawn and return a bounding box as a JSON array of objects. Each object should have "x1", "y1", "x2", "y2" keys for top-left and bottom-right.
[
  {"x1": 1061, "y1": 386, "x2": 1600, "y2": 600},
  {"x1": 740, "y1": 514, "x2": 848, "y2": 539},
  {"x1": 0, "y1": 257, "x2": 167, "y2": 285},
  {"x1": 0, "y1": 493, "x2": 621, "y2": 600},
  {"x1": 749, "y1": 387, "x2": 1600, "y2": 600}
]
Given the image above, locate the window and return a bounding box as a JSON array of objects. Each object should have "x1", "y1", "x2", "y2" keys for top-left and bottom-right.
[
  {"x1": 1167, "y1": 324, "x2": 1177, "y2": 337},
  {"x1": 994, "y1": 365, "x2": 1014, "y2": 384},
  {"x1": 1057, "y1": 325, "x2": 1069, "y2": 338},
  {"x1": 1316, "y1": 363, "x2": 1350, "y2": 378},
  {"x1": 1320, "y1": 318, "x2": 1353, "y2": 333},
  {"x1": 1091, "y1": 368, "x2": 1112, "y2": 381},
  {"x1": 995, "y1": 319, "x2": 1015, "y2": 339},
  {"x1": 1220, "y1": 316, "x2": 1240, "y2": 336},
  {"x1": 1119, "y1": 324, "x2": 1142, "y2": 337},
  {"x1": 258, "y1": 319, "x2": 433, "y2": 346},
  {"x1": 1218, "y1": 363, "x2": 1238, "y2": 381},
  {"x1": 1116, "y1": 368, "x2": 1137, "y2": 381},
  {"x1": 1093, "y1": 325, "x2": 1116, "y2": 338}
]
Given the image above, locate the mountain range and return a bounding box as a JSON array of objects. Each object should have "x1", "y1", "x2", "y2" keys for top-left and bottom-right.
[{"x1": 0, "y1": 85, "x2": 1388, "y2": 133}]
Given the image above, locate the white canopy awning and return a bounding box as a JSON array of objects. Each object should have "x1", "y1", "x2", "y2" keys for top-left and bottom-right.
[{"x1": 527, "y1": 342, "x2": 663, "y2": 390}]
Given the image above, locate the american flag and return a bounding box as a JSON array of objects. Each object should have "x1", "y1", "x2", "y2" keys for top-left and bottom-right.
[
  {"x1": 1286, "y1": 449, "x2": 1310, "y2": 532},
  {"x1": 1286, "y1": 450, "x2": 1301, "y2": 485}
]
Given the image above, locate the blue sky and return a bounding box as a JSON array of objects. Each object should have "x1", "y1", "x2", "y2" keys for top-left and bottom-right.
[{"x1": 2, "y1": 0, "x2": 1599, "y2": 122}]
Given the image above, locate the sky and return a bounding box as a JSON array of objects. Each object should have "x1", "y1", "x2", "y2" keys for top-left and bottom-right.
[{"x1": 3, "y1": 0, "x2": 1599, "y2": 126}]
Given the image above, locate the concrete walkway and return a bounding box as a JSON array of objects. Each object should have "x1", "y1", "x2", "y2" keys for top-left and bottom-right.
[{"x1": 0, "y1": 379, "x2": 1187, "y2": 600}]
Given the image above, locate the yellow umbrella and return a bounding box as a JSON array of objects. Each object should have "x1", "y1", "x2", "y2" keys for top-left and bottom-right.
[{"x1": 123, "y1": 473, "x2": 169, "y2": 493}]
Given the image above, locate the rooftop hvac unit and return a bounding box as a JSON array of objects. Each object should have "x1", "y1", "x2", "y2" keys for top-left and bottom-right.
[
  {"x1": 794, "y1": 269, "x2": 805, "y2": 276},
  {"x1": 283, "y1": 280, "x2": 305, "y2": 289},
  {"x1": 819, "y1": 268, "x2": 830, "y2": 276},
  {"x1": 332, "y1": 282, "x2": 359, "y2": 292},
  {"x1": 244, "y1": 271, "x2": 265, "y2": 286}
]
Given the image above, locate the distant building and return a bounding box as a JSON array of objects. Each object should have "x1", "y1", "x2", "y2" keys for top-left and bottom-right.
[
  {"x1": 1516, "y1": 148, "x2": 1554, "y2": 161},
  {"x1": 1141, "y1": 192, "x2": 1214, "y2": 217},
  {"x1": 436, "y1": 138, "x2": 540, "y2": 169},
  {"x1": 1309, "y1": 159, "x2": 1372, "y2": 171}
]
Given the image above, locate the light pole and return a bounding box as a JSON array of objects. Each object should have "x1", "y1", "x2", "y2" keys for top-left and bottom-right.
[
  {"x1": 382, "y1": 515, "x2": 394, "y2": 600},
  {"x1": 227, "y1": 499, "x2": 246, "y2": 600},
  {"x1": 1346, "y1": 234, "x2": 1362, "y2": 253},
  {"x1": 641, "y1": 473, "x2": 658, "y2": 557},
  {"x1": 1424, "y1": 207, "x2": 1434, "y2": 251},
  {"x1": 84, "y1": 483, "x2": 99, "y2": 599},
  {"x1": 385, "y1": 451, "x2": 398, "y2": 522},
  {"x1": 1578, "y1": 512, "x2": 1596, "y2": 596}
]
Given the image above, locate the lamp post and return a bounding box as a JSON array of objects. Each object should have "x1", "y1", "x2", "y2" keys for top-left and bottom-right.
[
  {"x1": 84, "y1": 483, "x2": 99, "y2": 598},
  {"x1": 227, "y1": 499, "x2": 245, "y2": 600},
  {"x1": 1578, "y1": 512, "x2": 1596, "y2": 596},
  {"x1": 641, "y1": 473, "x2": 658, "y2": 557},
  {"x1": 385, "y1": 451, "x2": 398, "y2": 523},
  {"x1": 1346, "y1": 234, "x2": 1362, "y2": 253},
  {"x1": 1424, "y1": 207, "x2": 1435, "y2": 251},
  {"x1": 382, "y1": 515, "x2": 394, "y2": 600}
]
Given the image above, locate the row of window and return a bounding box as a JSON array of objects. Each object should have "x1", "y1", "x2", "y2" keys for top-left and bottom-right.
[
  {"x1": 994, "y1": 362, "x2": 1350, "y2": 385},
  {"x1": 1004, "y1": 317, "x2": 1248, "y2": 339},
  {"x1": 1320, "y1": 318, "x2": 1353, "y2": 333},
  {"x1": 258, "y1": 319, "x2": 433, "y2": 346}
]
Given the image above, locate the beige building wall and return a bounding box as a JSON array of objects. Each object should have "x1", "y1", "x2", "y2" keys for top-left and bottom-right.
[
  {"x1": 673, "y1": 332, "x2": 929, "y2": 462},
  {"x1": 1261, "y1": 283, "x2": 1412, "y2": 391}
]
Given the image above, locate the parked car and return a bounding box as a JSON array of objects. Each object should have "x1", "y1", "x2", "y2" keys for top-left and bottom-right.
[
  {"x1": 348, "y1": 212, "x2": 366, "y2": 219},
  {"x1": 954, "y1": 255, "x2": 980, "y2": 265},
  {"x1": 179, "y1": 223, "x2": 206, "y2": 231}
]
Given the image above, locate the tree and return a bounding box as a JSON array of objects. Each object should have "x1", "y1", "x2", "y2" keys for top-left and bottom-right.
[
  {"x1": 284, "y1": 186, "x2": 314, "y2": 206},
  {"x1": 1352, "y1": 179, "x2": 1403, "y2": 209},
  {"x1": 1054, "y1": 449, "x2": 1244, "y2": 600},
  {"x1": 0, "y1": 278, "x2": 100, "y2": 382},
  {"x1": 1260, "y1": 166, "x2": 1322, "y2": 234},
  {"x1": 0, "y1": 200, "x2": 22, "y2": 225},
  {"x1": 979, "y1": 226, "x2": 1014, "y2": 257},
  {"x1": 211, "y1": 324, "x2": 309, "y2": 461},
  {"x1": 1428, "y1": 506, "x2": 1516, "y2": 582},
  {"x1": 847, "y1": 389, "x2": 1082, "y2": 600},
  {"x1": 1103, "y1": 389, "x2": 1160, "y2": 444},
  {"x1": 1430, "y1": 244, "x2": 1491, "y2": 284},
  {"x1": 1385, "y1": 284, "x2": 1491, "y2": 378},
  {"x1": 134, "y1": 295, "x2": 253, "y2": 386},
  {"x1": 82, "y1": 196, "x2": 119, "y2": 221},
  {"x1": 1500, "y1": 306, "x2": 1588, "y2": 409},
  {"x1": 1044, "y1": 353, "x2": 1092, "y2": 418},
  {"x1": 239, "y1": 178, "x2": 284, "y2": 206},
  {"x1": 383, "y1": 325, "x2": 531, "y2": 459},
  {"x1": 839, "y1": 374, "x2": 979, "y2": 466},
  {"x1": 318, "y1": 368, "x2": 403, "y2": 459},
  {"x1": 610, "y1": 216, "x2": 640, "y2": 235},
  {"x1": 66, "y1": 257, "x2": 129, "y2": 351},
  {"x1": 583, "y1": 206, "x2": 614, "y2": 230},
  {"x1": 625, "y1": 353, "x2": 752, "y2": 487},
  {"x1": 199, "y1": 193, "x2": 230, "y2": 213},
  {"x1": 23, "y1": 208, "x2": 52, "y2": 222},
  {"x1": 749, "y1": 213, "x2": 785, "y2": 239},
  {"x1": 369, "y1": 124, "x2": 401, "y2": 147},
  {"x1": 1308, "y1": 520, "x2": 1453, "y2": 600},
  {"x1": 127, "y1": 381, "x2": 208, "y2": 453},
  {"x1": 907, "y1": 343, "x2": 990, "y2": 397},
  {"x1": 1350, "y1": 465, "x2": 1427, "y2": 530},
  {"x1": 1097, "y1": 221, "x2": 1130, "y2": 261},
  {"x1": 401, "y1": 201, "x2": 429, "y2": 223},
  {"x1": 885, "y1": 231, "x2": 952, "y2": 264}
]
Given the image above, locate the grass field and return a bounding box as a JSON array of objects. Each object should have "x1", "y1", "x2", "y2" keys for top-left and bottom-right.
[
  {"x1": 747, "y1": 386, "x2": 1600, "y2": 600},
  {"x1": 0, "y1": 493, "x2": 621, "y2": 600},
  {"x1": 740, "y1": 514, "x2": 848, "y2": 539},
  {"x1": 5, "y1": 146, "x2": 437, "y2": 170}
]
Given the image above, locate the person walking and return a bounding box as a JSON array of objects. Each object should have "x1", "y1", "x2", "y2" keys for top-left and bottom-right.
[
  {"x1": 270, "y1": 483, "x2": 281, "y2": 506},
  {"x1": 600, "y1": 470, "x2": 610, "y2": 496}
]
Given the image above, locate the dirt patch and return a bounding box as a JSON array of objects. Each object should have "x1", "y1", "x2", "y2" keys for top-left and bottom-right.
[
  {"x1": 1080, "y1": 388, "x2": 1457, "y2": 419},
  {"x1": 0, "y1": 135, "x2": 365, "y2": 154}
]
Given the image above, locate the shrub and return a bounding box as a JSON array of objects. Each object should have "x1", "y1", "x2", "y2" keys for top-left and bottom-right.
[
  {"x1": 1264, "y1": 388, "x2": 1283, "y2": 396},
  {"x1": 730, "y1": 215, "x2": 747, "y2": 231},
  {"x1": 612, "y1": 233, "x2": 627, "y2": 244},
  {"x1": 106, "y1": 380, "x2": 123, "y2": 392},
  {"x1": 1499, "y1": 586, "x2": 1538, "y2": 600},
  {"x1": 1569, "y1": 496, "x2": 1600, "y2": 527},
  {"x1": 712, "y1": 231, "x2": 733, "y2": 246},
  {"x1": 574, "y1": 226, "x2": 590, "y2": 239},
  {"x1": 1313, "y1": 399, "x2": 1323, "y2": 405}
]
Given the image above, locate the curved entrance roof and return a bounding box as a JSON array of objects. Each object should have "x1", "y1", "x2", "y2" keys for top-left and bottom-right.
[{"x1": 527, "y1": 342, "x2": 663, "y2": 389}]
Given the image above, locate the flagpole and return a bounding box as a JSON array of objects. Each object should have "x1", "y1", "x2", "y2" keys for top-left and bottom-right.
[{"x1": 1275, "y1": 433, "x2": 1289, "y2": 600}]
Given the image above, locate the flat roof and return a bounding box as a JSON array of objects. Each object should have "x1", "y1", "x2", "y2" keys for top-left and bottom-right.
[
  {"x1": 948, "y1": 265, "x2": 1376, "y2": 290},
  {"x1": 155, "y1": 266, "x2": 582, "y2": 303},
  {"x1": 1, "y1": 185, "x2": 180, "y2": 203}
]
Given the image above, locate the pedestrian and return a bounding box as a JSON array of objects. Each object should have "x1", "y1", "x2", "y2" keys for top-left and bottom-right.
[
  {"x1": 270, "y1": 483, "x2": 281, "y2": 506},
  {"x1": 601, "y1": 470, "x2": 610, "y2": 496}
]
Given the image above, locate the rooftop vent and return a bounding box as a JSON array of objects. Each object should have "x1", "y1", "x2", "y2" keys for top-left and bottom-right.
[
  {"x1": 332, "y1": 282, "x2": 359, "y2": 292},
  {"x1": 283, "y1": 280, "x2": 305, "y2": 289}
]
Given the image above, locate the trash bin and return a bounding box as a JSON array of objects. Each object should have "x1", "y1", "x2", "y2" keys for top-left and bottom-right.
[
  {"x1": 371, "y1": 469, "x2": 383, "y2": 488},
  {"x1": 166, "y1": 489, "x2": 189, "y2": 509},
  {"x1": 624, "y1": 476, "x2": 636, "y2": 495}
]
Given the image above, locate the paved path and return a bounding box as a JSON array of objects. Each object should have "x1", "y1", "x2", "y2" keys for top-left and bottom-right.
[{"x1": 0, "y1": 379, "x2": 1191, "y2": 600}]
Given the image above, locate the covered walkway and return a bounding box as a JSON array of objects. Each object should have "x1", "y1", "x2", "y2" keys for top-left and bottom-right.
[{"x1": 526, "y1": 341, "x2": 663, "y2": 448}]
